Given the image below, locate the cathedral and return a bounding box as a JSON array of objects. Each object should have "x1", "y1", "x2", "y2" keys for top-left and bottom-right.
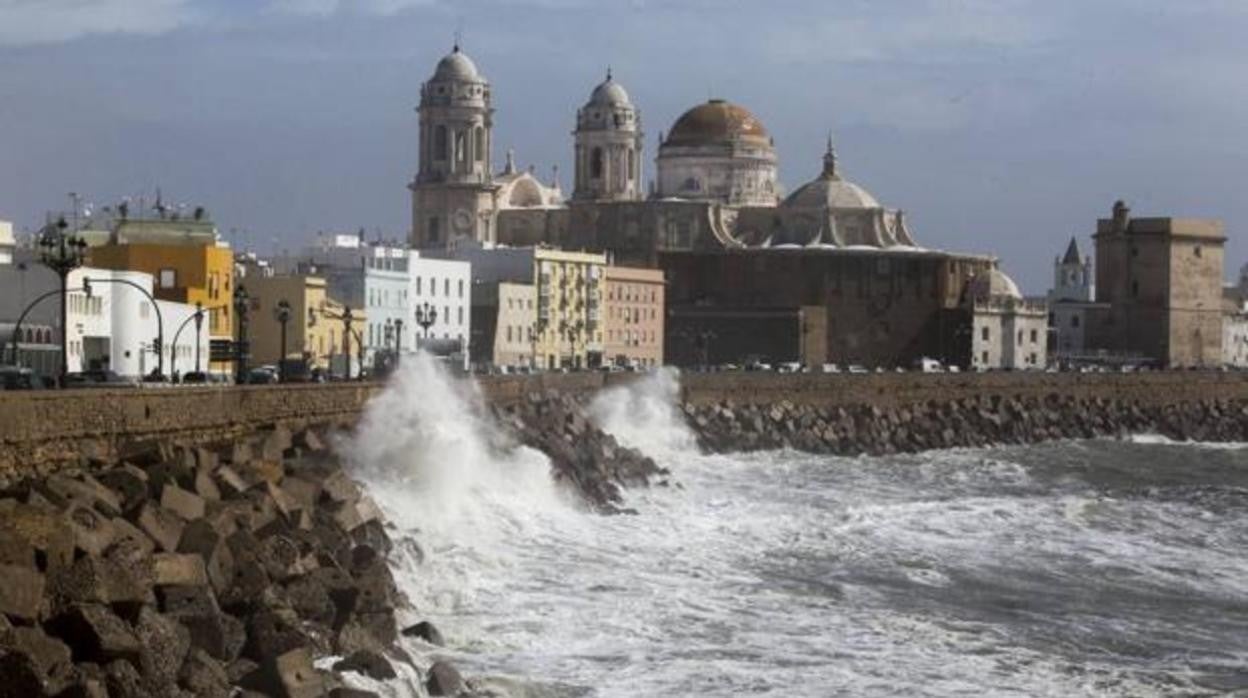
[{"x1": 409, "y1": 45, "x2": 1015, "y2": 368}]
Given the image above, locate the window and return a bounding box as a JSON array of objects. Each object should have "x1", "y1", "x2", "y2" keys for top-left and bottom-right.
[
  {"x1": 458, "y1": 279, "x2": 464, "y2": 297},
  {"x1": 474, "y1": 127, "x2": 485, "y2": 163},
  {"x1": 981, "y1": 326, "x2": 989, "y2": 341},
  {"x1": 428, "y1": 217, "x2": 440, "y2": 243},
  {"x1": 1195, "y1": 245, "x2": 1203, "y2": 258},
  {"x1": 1030, "y1": 329, "x2": 1038, "y2": 343},
  {"x1": 455, "y1": 131, "x2": 467, "y2": 163},
  {"x1": 431, "y1": 278, "x2": 437, "y2": 297},
  {"x1": 1072, "y1": 315, "x2": 1080, "y2": 328},
  {"x1": 158, "y1": 268, "x2": 177, "y2": 288},
  {"x1": 507, "y1": 326, "x2": 512, "y2": 342},
  {"x1": 982, "y1": 350, "x2": 989, "y2": 364},
  {"x1": 591, "y1": 148, "x2": 603, "y2": 179},
  {"x1": 434, "y1": 126, "x2": 448, "y2": 161},
  {"x1": 1017, "y1": 330, "x2": 1023, "y2": 344},
  {"x1": 458, "y1": 307, "x2": 463, "y2": 324},
  {"x1": 444, "y1": 279, "x2": 449, "y2": 296},
  {"x1": 416, "y1": 277, "x2": 422, "y2": 294}
]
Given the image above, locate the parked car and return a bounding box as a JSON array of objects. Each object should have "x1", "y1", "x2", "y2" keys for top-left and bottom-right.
[
  {"x1": 246, "y1": 367, "x2": 279, "y2": 384},
  {"x1": 847, "y1": 365, "x2": 869, "y2": 374},
  {"x1": 180, "y1": 371, "x2": 209, "y2": 384},
  {"x1": 64, "y1": 370, "x2": 137, "y2": 388},
  {"x1": 819, "y1": 363, "x2": 841, "y2": 374},
  {"x1": 914, "y1": 357, "x2": 944, "y2": 373},
  {"x1": 0, "y1": 366, "x2": 41, "y2": 390},
  {"x1": 776, "y1": 362, "x2": 802, "y2": 374}
]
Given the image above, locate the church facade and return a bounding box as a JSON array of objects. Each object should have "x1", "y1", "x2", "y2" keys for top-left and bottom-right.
[{"x1": 409, "y1": 46, "x2": 1019, "y2": 368}]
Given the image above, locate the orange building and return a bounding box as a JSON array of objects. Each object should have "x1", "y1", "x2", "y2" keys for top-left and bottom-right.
[
  {"x1": 88, "y1": 216, "x2": 235, "y2": 372},
  {"x1": 602, "y1": 266, "x2": 665, "y2": 367}
]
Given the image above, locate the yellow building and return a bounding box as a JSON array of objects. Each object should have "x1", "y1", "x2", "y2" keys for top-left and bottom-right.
[
  {"x1": 243, "y1": 273, "x2": 367, "y2": 378},
  {"x1": 87, "y1": 216, "x2": 235, "y2": 373},
  {"x1": 533, "y1": 248, "x2": 607, "y2": 369}
]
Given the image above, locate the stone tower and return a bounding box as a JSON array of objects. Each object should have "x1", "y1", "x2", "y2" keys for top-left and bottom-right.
[
  {"x1": 409, "y1": 45, "x2": 499, "y2": 249},
  {"x1": 573, "y1": 69, "x2": 644, "y2": 202},
  {"x1": 1050, "y1": 236, "x2": 1094, "y2": 302}
]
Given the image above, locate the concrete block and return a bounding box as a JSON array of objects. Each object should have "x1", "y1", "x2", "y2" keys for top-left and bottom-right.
[
  {"x1": 49, "y1": 603, "x2": 142, "y2": 665},
  {"x1": 194, "y1": 469, "x2": 222, "y2": 502},
  {"x1": 64, "y1": 502, "x2": 117, "y2": 557},
  {"x1": 136, "y1": 502, "x2": 185, "y2": 553},
  {"x1": 214, "y1": 466, "x2": 249, "y2": 498},
  {"x1": 333, "y1": 496, "x2": 382, "y2": 533},
  {"x1": 0, "y1": 563, "x2": 45, "y2": 620},
  {"x1": 152, "y1": 553, "x2": 209, "y2": 587},
  {"x1": 161, "y1": 484, "x2": 206, "y2": 521}
]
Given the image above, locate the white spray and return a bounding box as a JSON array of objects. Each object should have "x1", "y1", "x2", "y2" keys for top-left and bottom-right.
[{"x1": 588, "y1": 367, "x2": 697, "y2": 460}]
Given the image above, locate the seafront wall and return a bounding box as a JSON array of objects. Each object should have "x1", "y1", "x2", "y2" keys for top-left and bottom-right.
[
  {"x1": 3, "y1": 371, "x2": 1248, "y2": 478},
  {"x1": 681, "y1": 372, "x2": 1248, "y2": 454}
]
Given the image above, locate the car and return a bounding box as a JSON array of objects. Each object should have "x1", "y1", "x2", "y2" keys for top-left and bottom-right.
[
  {"x1": 819, "y1": 363, "x2": 841, "y2": 374},
  {"x1": 246, "y1": 367, "x2": 279, "y2": 385},
  {"x1": 776, "y1": 362, "x2": 802, "y2": 374},
  {"x1": 0, "y1": 366, "x2": 41, "y2": 390},
  {"x1": 64, "y1": 369, "x2": 137, "y2": 388},
  {"x1": 180, "y1": 371, "x2": 209, "y2": 384},
  {"x1": 847, "y1": 365, "x2": 869, "y2": 374},
  {"x1": 914, "y1": 357, "x2": 944, "y2": 373}
]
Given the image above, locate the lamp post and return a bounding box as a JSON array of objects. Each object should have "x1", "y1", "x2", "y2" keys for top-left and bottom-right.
[
  {"x1": 38, "y1": 216, "x2": 87, "y2": 387},
  {"x1": 234, "y1": 285, "x2": 251, "y2": 384},
  {"x1": 275, "y1": 299, "x2": 291, "y2": 383},
  {"x1": 415, "y1": 302, "x2": 437, "y2": 343},
  {"x1": 393, "y1": 317, "x2": 404, "y2": 356},
  {"x1": 193, "y1": 302, "x2": 204, "y2": 373}
]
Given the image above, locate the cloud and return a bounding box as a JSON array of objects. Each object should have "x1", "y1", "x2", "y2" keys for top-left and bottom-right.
[
  {"x1": 266, "y1": 0, "x2": 435, "y2": 17},
  {"x1": 0, "y1": 0, "x2": 194, "y2": 46}
]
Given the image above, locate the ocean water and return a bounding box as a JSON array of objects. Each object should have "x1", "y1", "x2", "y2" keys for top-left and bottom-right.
[{"x1": 343, "y1": 356, "x2": 1248, "y2": 697}]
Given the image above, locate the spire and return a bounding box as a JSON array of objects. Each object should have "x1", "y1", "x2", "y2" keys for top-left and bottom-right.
[
  {"x1": 606, "y1": 65, "x2": 613, "y2": 81},
  {"x1": 822, "y1": 134, "x2": 839, "y2": 179},
  {"x1": 504, "y1": 148, "x2": 516, "y2": 175},
  {"x1": 1062, "y1": 236, "x2": 1082, "y2": 265}
]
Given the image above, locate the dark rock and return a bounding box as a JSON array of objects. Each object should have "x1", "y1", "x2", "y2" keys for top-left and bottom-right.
[
  {"x1": 134, "y1": 502, "x2": 184, "y2": 554},
  {"x1": 330, "y1": 689, "x2": 382, "y2": 698},
  {"x1": 133, "y1": 605, "x2": 190, "y2": 688},
  {"x1": 401, "y1": 620, "x2": 444, "y2": 646},
  {"x1": 160, "y1": 485, "x2": 206, "y2": 522},
  {"x1": 49, "y1": 604, "x2": 142, "y2": 665},
  {"x1": 151, "y1": 553, "x2": 209, "y2": 588},
  {"x1": 425, "y1": 660, "x2": 465, "y2": 697},
  {"x1": 177, "y1": 649, "x2": 231, "y2": 698},
  {"x1": 240, "y1": 646, "x2": 324, "y2": 698},
  {"x1": 332, "y1": 649, "x2": 396, "y2": 681},
  {"x1": 0, "y1": 625, "x2": 73, "y2": 690},
  {"x1": 0, "y1": 563, "x2": 46, "y2": 619}
]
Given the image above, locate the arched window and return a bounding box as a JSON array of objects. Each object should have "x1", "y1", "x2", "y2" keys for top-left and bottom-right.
[
  {"x1": 455, "y1": 131, "x2": 467, "y2": 164},
  {"x1": 434, "y1": 125, "x2": 448, "y2": 161},
  {"x1": 474, "y1": 127, "x2": 485, "y2": 163},
  {"x1": 627, "y1": 149, "x2": 635, "y2": 181},
  {"x1": 591, "y1": 148, "x2": 603, "y2": 179}
]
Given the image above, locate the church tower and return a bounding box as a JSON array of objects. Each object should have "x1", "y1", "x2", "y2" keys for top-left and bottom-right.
[
  {"x1": 409, "y1": 45, "x2": 499, "y2": 248},
  {"x1": 573, "y1": 70, "x2": 644, "y2": 202},
  {"x1": 1050, "y1": 236, "x2": 1094, "y2": 302}
]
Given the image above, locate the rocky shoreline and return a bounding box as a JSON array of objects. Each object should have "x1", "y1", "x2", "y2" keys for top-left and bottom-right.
[
  {"x1": 685, "y1": 393, "x2": 1248, "y2": 455},
  {"x1": 0, "y1": 386, "x2": 665, "y2": 697}
]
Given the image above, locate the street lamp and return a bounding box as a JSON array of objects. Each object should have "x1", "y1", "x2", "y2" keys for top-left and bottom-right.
[
  {"x1": 193, "y1": 302, "x2": 205, "y2": 373},
  {"x1": 274, "y1": 299, "x2": 291, "y2": 382},
  {"x1": 415, "y1": 302, "x2": 437, "y2": 342},
  {"x1": 310, "y1": 304, "x2": 356, "y2": 380},
  {"x1": 233, "y1": 285, "x2": 251, "y2": 384},
  {"x1": 38, "y1": 216, "x2": 87, "y2": 387}
]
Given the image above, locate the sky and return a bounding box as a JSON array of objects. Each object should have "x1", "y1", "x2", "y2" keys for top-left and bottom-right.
[{"x1": 2, "y1": 0, "x2": 1247, "y2": 293}]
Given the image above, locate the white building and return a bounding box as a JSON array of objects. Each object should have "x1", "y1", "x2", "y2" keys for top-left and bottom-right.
[
  {"x1": 0, "y1": 220, "x2": 14, "y2": 265},
  {"x1": 1047, "y1": 237, "x2": 1107, "y2": 363},
  {"x1": 969, "y1": 268, "x2": 1049, "y2": 371},
  {"x1": 409, "y1": 254, "x2": 471, "y2": 366},
  {"x1": 1223, "y1": 286, "x2": 1248, "y2": 368},
  {"x1": 65, "y1": 267, "x2": 207, "y2": 378}
]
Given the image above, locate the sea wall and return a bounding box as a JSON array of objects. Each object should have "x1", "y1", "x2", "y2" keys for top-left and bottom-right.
[{"x1": 681, "y1": 372, "x2": 1248, "y2": 454}]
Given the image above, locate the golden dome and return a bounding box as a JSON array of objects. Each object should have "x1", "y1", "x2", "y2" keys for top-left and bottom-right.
[{"x1": 666, "y1": 99, "x2": 770, "y2": 147}]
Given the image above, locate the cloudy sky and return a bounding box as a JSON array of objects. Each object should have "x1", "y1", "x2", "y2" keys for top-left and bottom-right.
[{"x1": 2, "y1": 0, "x2": 1246, "y2": 291}]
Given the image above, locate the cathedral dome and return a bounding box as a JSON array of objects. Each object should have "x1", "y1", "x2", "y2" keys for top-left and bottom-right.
[
  {"x1": 783, "y1": 142, "x2": 879, "y2": 209},
  {"x1": 432, "y1": 46, "x2": 482, "y2": 82},
  {"x1": 666, "y1": 99, "x2": 769, "y2": 147},
  {"x1": 587, "y1": 72, "x2": 632, "y2": 107}
]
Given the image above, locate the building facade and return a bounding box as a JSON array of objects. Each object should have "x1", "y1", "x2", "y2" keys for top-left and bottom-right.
[
  {"x1": 409, "y1": 255, "x2": 472, "y2": 368},
  {"x1": 243, "y1": 273, "x2": 365, "y2": 378},
  {"x1": 87, "y1": 214, "x2": 235, "y2": 375},
  {"x1": 1090, "y1": 201, "x2": 1226, "y2": 367},
  {"x1": 602, "y1": 266, "x2": 664, "y2": 367},
  {"x1": 966, "y1": 269, "x2": 1048, "y2": 371},
  {"x1": 492, "y1": 282, "x2": 537, "y2": 368}
]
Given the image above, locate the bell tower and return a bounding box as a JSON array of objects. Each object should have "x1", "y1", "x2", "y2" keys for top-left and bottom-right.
[
  {"x1": 573, "y1": 69, "x2": 644, "y2": 202},
  {"x1": 410, "y1": 45, "x2": 499, "y2": 248}
]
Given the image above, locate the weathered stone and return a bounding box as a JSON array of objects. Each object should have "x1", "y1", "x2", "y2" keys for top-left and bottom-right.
[
  {"x1": 2, "y1": 504, "x2": 75, "y2": 575},
  {"x1": 134, "y1": 502, "x2": 185, "y2": 554},
  {"x1": 102, "y1": 658, "x2": 150, "y2": 698},
  {"x1": 334, "y1": 497, "x2": 382, "y2": 534},
  {"x1": 63, "y1": 503, "x2": 117, "y2": 557},
  {"x1": 401, "y1": 620, "x2": 445, "y2": 646},
  {"x1": 333, "y1": 649, "x2": 395, "y2": 681},
  {"x1": 193, "y1": 470, "x2": 221, "y2": 502},
  {"x1": 0, "y1": 527, "x2": 35, "y2": 568},
  {"x1": 246, "y1": 459, "x2": 286, "y2": 486},
  {"x1": 283, "y1": 575, "x2": 335, "y2": 626},
  {"x1": 160, "y1": 485, "x2": 206, "y2": 522},
  {"x1": 267, "y1": 481, "x2": 301, "y2": 519},
  {"x1": 242, "y1": 606, "x2": 312, "y2": 661},
  {"x1": 106, "y1": 517, "x2": 156, "y2": 565},
  {"x1": 134, "y1": 605, "x2": 190, "y2": 688},
  {"x1": 425, "y1": 660, "x2": 465, "y2": 697},
  {"x1": 0, "y1": 563, "x2": 46, "y2": 620},
  {"x1": 49, "y1": 604, "x2": 142, "y2": 665},
  {"x1": 177, "y1": 648, "x2": 231, "y2": 698},
  {"x1": 241, "y1": 646, "x2": 323, "y2": 698},
  {"x1": 96, "y1": 466, "x2": 149, "y2": 516},
  {"x1": 261, "y1": 427, "x2": 293, "y2": 462},
  {"x1": 176, "y1": 521, "x2": 234, "y2": 595},
  {"x1": 320, "y1": 471, "x2": 360, "y2": 505},
  {"x1": 166, "y1": 589, "x2": 244, "y2": 663},
  {"x1": 0, "y1": 625, "x2": 73, "y2": 687},
  {"x1": 293, "y1": 429, "x2": 325, "y2": 453},
  {"x1": 151, "y1": 553, "x2": 209, "y2": 588},
  {"x1": 36, "y1": 475, "x2": 122, "y2": 518},
  {"x1": 50, "y1": 554, "x2": 153, "y2": 608},
  {"x1": 213, "y1": 466, "x2": 249, "y2": 498},
  {"x1": 256, "y1": 535, "x2": 304, "y2": 582}
]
